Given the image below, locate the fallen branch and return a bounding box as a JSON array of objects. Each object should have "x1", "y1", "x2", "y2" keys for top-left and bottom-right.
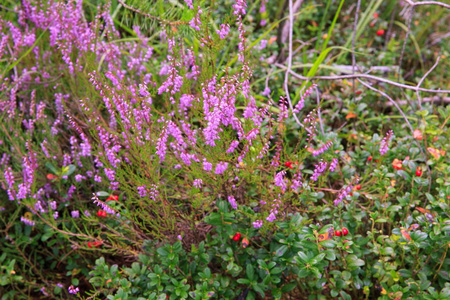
[{"x1": 275, "y1": 63, "x2": 450, "y2": 94}]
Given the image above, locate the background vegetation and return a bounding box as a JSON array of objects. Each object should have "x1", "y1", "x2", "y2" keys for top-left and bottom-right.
[{"x1": 0, "y1": 0, "x2": 449, "y2": 299}]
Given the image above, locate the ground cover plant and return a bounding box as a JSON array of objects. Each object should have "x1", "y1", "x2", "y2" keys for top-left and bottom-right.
[{"x1": 0, "y1": 0, "x2": 449, "y2": 299}]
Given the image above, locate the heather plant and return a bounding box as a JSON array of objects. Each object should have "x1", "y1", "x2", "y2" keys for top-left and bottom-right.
[{"x1": 1, "y1": 0, "x2": 449, "y2": 299}]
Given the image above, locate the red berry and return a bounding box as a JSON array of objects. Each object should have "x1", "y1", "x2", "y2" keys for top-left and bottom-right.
[
  {"x1": 232, "y1": 232, "x2": 242, "y2": 241},
  {"x1": 87, "y1": 242, "x2": 92, "y2": 248},
  {"x1": 349, "y1": 193, "x2": 353, "y2": 196},
  {"x1": 93, "y1": 241, "x2": 103, "y2": 248},
  {"x1": 416, "y1": 169, "x2": 422, "y2": 177},
  {"x1": 368, "y1": 156, "x2": 373, "y2": 161},
  {"x1": 107, "y1": 195, "x2": 119, "y2": 201},
  {"x1": 342, "y1": 228, "x2": 349, "y2": 236},
  {"x1": 97, "y1": 210, "x2": 107, "y2": 217},
  {"x1": 373, "y1": 12, "x2": 379, "y2": 18},
  {"x1": 356, "y1": 185, "x2": 361, "y2": 190},
  {"x1": 335, "y1": 230, "x2": 342, "y2": 237},
  {"x1": 284, "y1": 162, "x2": 294, "y2": 169},
  {"x1": 376, "y1": 29, "x2": 385, "y2": 36}
]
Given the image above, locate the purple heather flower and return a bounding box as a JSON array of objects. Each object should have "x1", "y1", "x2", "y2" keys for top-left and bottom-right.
[
  {"x1": 84, "y1": 210, "x2": 90, "y2": 217},
  {"x1": 274, "y1": 171, "x2": 287, "y2": 191},
  {"x1": 137, "y1": 185, "x2": 147, "y2": 197},
  {"x1": 49, "y1": 201, "x2": 57, "y2": 210},
  {"x1": 329, "y1": 158, "x2": 338, "y2": 172},
  {"x1": 193, "y1": 179, "x2": 203, "y2": 189},
  {"x1": 56, "y1": 283, "x2": 63, "y2": 288},
  {"x1": 177, "y1": 235, "x2": 183, "y2": 240},
  {"x1": 294, "y1": 84, "x2": 316, "y2": 114},
  {"x1": 253, "y1": 220, "x2": 263, "y2": 228},
  {"x1": 312, "y1": 141, "x2": 333, "y2": 157},
  {"x1": 216, "y1": 24, "x2": 230, "y2": 39},
  {"x1": 226, "y1": 141, "x2": 239, "y2": 153},
  {"x1": 228, "y1": 195, "x2": 237, "y2": 209},
  {"x1": 291, "y1": 172, "x2": 303, "y2": 191},
  {"x1": 334, "y1": 179, "x2": 359, "y2": 205},
  {"x1": 149, "y1": 184, "x2": 159, "y2": 201},
  {"x1": 75, "y1": 174, "x2": 85, "y2": 182},
  {"x1": 233, "y1": 0, "x2": 247, "y2": 15},
  {"x1": 68, "y1": 285, "x2": 79, "y2": 294},
  {"x1": 379, "y1": 130, "x2": 394, "y2": 155},
  {"x1": 53, "y1": 212, "x2": 59, "y2": 220},
  {"x1": 184, "y1": 0, "x2": 193, "y2": 9},
  {"x1": 262, "y1": 87, "x2": 271, "y2": 97},
  {"x1": 311, "y1": 160, "x2": 328, "y2": 181},
  {"x1": 266, "y1": 212, "x2": 276, "y2": 222},
  {"x1": 259, "y1": 39, "x2": 268, "y2": 50},
  {"x1": 189, "y1": 7, "x2": 203, "y2": 31},
  {"x1": 215, "y1": 162, "x2": 228, "y2": 174},
  {"x1": 71, "y1": 211, "x2": 79, "y2": 218},
  {"x1": 20, "y1": 216, "x2": 35, "y2": 226}
]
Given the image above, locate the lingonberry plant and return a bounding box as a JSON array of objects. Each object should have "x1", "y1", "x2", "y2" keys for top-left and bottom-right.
[{"x1": 0, "y1": 0, "x2": 449, "y2": 299}]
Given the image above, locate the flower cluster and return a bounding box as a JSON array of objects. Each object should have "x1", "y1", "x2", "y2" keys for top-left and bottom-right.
[
  {"x1": 329, "y1": 158, "x2": 339, "y2": 172},
  {"x1": 312, "y1": 141, "x2": 333, "y2": 157},
  {"x1": 68, "y1": 285, "x2": 79, "y2": 294},
  {"x1": 311, "y1": 160, "x2": 328, "y2": 181},
  {"x1": 20, "y1": 216, "x2": 35, "y2": 226},
  {"x1": 228, "y1": 195, "x2": 237, "y2": 209},
  {"x1": 253, "y1": 219, "x2": 263, "y2": 229},
  {"x1": 334, "y1": 178, "x2": 360, "y2": 205},
  {"x1": 379, "y1": 130, "x2": 394, "y2": 155}
]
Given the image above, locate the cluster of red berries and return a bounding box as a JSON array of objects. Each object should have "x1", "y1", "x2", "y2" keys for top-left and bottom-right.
[
  {"x1": 232, "y1": 232, "x2": 249, "y2": 248},
  {"x1": 335, "y1": 228, "x2": 349, "y2": 237},
  {"x1": 367, "y1": 156, "x2": 379, "y2": 162},
  {"x1": 87, "y1": 241, "x2": 103, "y2": 248},
  {"x1": 97, "y1": 210, "x2": 107, "y2": 217}
]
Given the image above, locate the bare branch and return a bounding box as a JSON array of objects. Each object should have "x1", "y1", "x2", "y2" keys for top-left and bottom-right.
[
  {"x1": 404, "y1": 0, "x2": 450, "y2": 9},
  {"x1": 416, "y1": 56, "x2": 441, "y2": 109},
  {"x1": 275, "y1": 63, "x2": 450, "y2": 94}
]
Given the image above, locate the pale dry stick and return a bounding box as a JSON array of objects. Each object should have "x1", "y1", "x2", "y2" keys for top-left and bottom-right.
[
  {"x1": 357, "y1": 79, "x2": 433, "y2": 194},
  {"x1": 385, "y1": 97, "x2": 450, "y2": 106},
  {"x1": 351, "y1": 0, "x2": 362, "y2": 100},
  {"x1": 403, "y1": 0, "x2": 450, "y2": 9},
  {"x1": 291, "y1": 38, "x2": 315, "y2": 57},
  {"x1": 416, "y1": 56, "x2": 441, "y2": 110},
  {"x1": 275, "y1": 63, "x2": 450, "y2": 94},
  {"x1": 284, "y1": 0, "x2": 305, "y2": 129}
]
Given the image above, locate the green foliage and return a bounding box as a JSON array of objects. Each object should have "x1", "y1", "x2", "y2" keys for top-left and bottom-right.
[{"x1": 0, "y1": 0, "x2": 449, "y2": 299}]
